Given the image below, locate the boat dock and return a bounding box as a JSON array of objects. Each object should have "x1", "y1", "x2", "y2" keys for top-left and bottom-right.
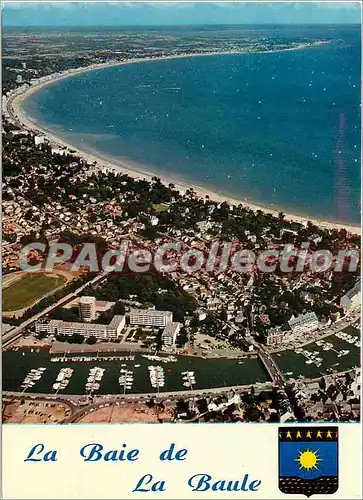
[
  {"x1": 118, "y1": 369, "x2": 134, "y2": 394},
  {"x1": 20, "y1": 367, "x2": 47, "y2": 392},
  {"x1": 51, "y1": 354, "x2": 135, "y2": 363},
  {"x1": 181, "y1": 371, "x2": 196, "y2": 390},
  {"x1": 85, "y1": 367, "x2": 105, "y2": 393},
  {"x1": 148, "y1": 365, "x2": 165, "y2": 393},
  {"x1": 53, "y1": 367, "x2": 74, "y2": 393}
]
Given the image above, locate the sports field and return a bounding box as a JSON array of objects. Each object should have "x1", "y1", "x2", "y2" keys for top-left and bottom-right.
[{"x1": 2, "y1": 273, "x2": 67, "y2": 312}]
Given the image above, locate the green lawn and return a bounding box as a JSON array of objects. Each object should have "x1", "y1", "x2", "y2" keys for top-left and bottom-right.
[
  {"x1": 152, "y1": 203, "x2": 170, "y2": 213},
  {"x1": 2, "y1": 273, "x2": 67, "y2": 312}
]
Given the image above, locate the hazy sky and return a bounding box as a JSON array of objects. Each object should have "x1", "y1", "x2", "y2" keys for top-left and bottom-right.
[{"x1": 2, "y1": 2, "x2": 361, "y2": 27}]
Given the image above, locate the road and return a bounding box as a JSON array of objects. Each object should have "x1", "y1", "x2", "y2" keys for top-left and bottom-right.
[
  {"x1": 226, "y1": 320, "x2": 286, "y2": 386},
  {"x1": 253, "y1": 342, "x2": 286, "y2": 386},
  {"x1": 63, "y1": 381, "x2": 275, "y2": 422},
  {"x1": 2, "y1": 393, "x2": 78, "y2": 419},
  {"x1": 2, "y1": 380, "x2": 275, "y2": 423}
]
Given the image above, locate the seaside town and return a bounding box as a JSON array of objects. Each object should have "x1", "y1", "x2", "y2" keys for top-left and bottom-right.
[{"x1": 2, "y1": 26, "x2": 361, "y2": 424}]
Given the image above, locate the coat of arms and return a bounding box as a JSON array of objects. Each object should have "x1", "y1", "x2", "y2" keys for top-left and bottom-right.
[{"x1": 279, "y1": 427, "x2": 338, "y2": 497}]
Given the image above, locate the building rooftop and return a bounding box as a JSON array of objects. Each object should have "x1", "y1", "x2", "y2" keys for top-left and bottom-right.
[
  {"x1": 162, "y1": 322, "x2": 181, "y2": 336},
  {"x1": 288, "y1": 312, "x2": 318, "y2": 329},
  {"x1": 48, "y1": 314, "x2": 125, "y2": 331},
  {"x1": 108, "y1": 315, "x2": 126, "y2": 329},
  {"x1": 344, "y1": 280, "x2": 361, "y2": 300},
  {"x1": 79, "y1": 296, "x2": 96, "y2": 304},
  {"x1": 130, "y1": 308, "x2": 173, "y2": 318}
]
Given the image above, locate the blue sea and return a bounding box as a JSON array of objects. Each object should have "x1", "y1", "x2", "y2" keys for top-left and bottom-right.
[{"x1": 23, "y1": 25, "x2": 361, "y2": 224}]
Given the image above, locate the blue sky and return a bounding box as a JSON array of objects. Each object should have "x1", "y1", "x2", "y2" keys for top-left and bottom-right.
[{"x1": 2, "y1": 2, "x2": 361, "y2": 27}]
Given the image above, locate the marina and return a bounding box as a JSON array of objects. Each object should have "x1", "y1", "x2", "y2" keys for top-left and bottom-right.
[
  {"x1": 274, "y1": 326, "x2": 360, "y2": 379},
  {"x1": 52, "y1": 367, "x2": 73, "y2": 393},
  {"x1": 118, "y1": 368, "x2": 134, "y2": 394},
  {"x1": 20, "y1": 367, "x2": 46, "y2": 392},
  {"x1": 294, "y1": 347, "x2": 323, "y2": 367},
  {"x1": 85, "y1": 367, "x2": 105, "y2": 393},
  {"x1": 3, "y1": 349, "x2": 269, "y2": 395},
  {"x1": 335, "y1": 331, "x2": 361, "y2": 347},
  {"x1": 50, "y1": 354, "x2": 135, "y2": 363},
  {"x1": 182, "y1": 371, "x2": 196, "y2": 389},
  {"x1": 3, "y1": 326, "x2": 360, "y2": 395},
  {"x1": 142, "y1": 354, "x2": 177, "y2": 363},
  {"x1": 148, "y1": 365, "x2": 165, "y2": 392}
]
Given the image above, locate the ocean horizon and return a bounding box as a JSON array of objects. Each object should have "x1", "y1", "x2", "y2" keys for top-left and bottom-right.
[{"x1": 23, "y1": 25, "x2": 361, "y2": 225}]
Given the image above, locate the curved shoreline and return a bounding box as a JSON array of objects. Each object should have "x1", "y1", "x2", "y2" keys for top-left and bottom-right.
[{"x1": 6, "y1": 45, "x2": 361, "y2": 234}]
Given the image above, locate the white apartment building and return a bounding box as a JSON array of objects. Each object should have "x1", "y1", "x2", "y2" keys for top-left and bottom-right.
[
  {"x1": 161, "y1": 322, "x2": 181, "y2": 348},
  {"x1": 79, "y1": 296, "x2": 96, "y2": 321},
  {"x1": 288, "y1": 312, "x2": 319, "y2": 335},
  {"x1": 34, "y1": 135, "x2": 46, "y2": 146},
  {"x1": 129, "y1": 308, "x2": 173, "y2": 327},
  {"x1": 340, "y1": 280, "x2": 361, "y2": 311},
  {"x1": 35, "y1": 315, "x2": 125, "y2": 341}
]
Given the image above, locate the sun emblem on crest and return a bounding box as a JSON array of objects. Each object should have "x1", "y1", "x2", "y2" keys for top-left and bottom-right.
[{"x1": 295, "y1": 449, "x2": 323, "y2": 472}]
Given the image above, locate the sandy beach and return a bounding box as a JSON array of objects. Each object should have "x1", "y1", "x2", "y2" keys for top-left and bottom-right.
[{"x1": 6, "y1": 46, "x2": 361, "y2": 235}]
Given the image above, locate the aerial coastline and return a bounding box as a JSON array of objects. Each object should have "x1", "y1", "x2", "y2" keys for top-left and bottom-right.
[
  {"x1": 8, "y1": 40, "x2": 358, "y2": 234},
  {"x1": 2, "y1": 14, "x2": 361, "y2": 428}
]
